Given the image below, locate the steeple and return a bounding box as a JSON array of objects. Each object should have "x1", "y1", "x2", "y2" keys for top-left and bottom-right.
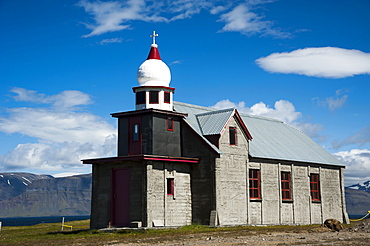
[{"x1": 133, "y1": 31, "x2": 175, "y2": 111}]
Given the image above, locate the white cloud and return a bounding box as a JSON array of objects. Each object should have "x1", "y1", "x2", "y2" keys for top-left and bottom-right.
[
  {"x1": 97, "y1": 37, "x2": 124, "y2": 45},
  {"x1": 313, "y1": 89, "x2": 349, "y2": 111},
  {"x1": 10, "y1": 87, "x2": 92, "y2": 110},
  {"x1": 211, "y1": 99, "x2": 323, "y2": 139},
  {"x1": 77, "y1": 0, "x2": 290, "y2": 38},
  {"x1": 213, "y1": 99, "x2": 301, "y2": 124},
  {"x1": 332, "y1": 126, "x2": 370, "y2": 150},
  {"x1": 256, "y1": 47, "x2": 370, "y2": 78},
  {"x1": 0, "y1": 88, "x2": 116, "y2": 173},
  {"x1": 218, "y1": 4, "x2": 290, "y2": 38},
  {"x1": 78, "y1": 0, "x2": 167, "y2": 37},
  {"x1": 334, "y1": 149, "x2": 370, "y2": 186}
]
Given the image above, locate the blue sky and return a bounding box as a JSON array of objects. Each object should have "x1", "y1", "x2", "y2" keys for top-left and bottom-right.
[{"x1": 0, "y1": 0, "x2": 369, "y2": 186}]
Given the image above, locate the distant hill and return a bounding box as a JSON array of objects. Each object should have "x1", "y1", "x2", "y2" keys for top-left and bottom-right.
[
  {"x1": 0, "y1": 173, "x2": 91, "y2": 218},
  {"x1": 347, "y1": 180, "x2": 370, "y2": 193},
  {"x1": 345, "y1": 180, "x2": 370, "y2": 216},
  {"x1": 0, "y1": 172, "x2": 369, "y2": 218}
]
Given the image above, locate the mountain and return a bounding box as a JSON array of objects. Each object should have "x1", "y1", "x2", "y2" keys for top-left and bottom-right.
[
  {"x1": 345, "y1": 180, "x2": 370, "y2": 216},
  {"x1": 0, "y1": 173, "x2": 91, "y2": 218},
  {"x1": 347, "y1": 180, "x2": 370, "y2": 193},
  {"x1": 1, "y1": 172, "x2": 368, "y2": 218},
  {"x1": 0, "y1": 173, "x2": 53, "y2": 201}
]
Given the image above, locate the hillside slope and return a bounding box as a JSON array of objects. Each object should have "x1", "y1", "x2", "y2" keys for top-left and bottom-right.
[{"x1": 0, "y1": 173, "x2": 91, "y2": 218}]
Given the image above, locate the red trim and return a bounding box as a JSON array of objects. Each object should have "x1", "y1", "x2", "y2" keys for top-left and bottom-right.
[
  {"x1": 310, "y1": 173, "x2": 321, "y2": 201},
  {"x1": 164, "y1": 91, "x2": 171, "y2": 104},
  {"x1": 111, "y1": 108, "x2": 187, "y2": 118},
  {"x1": 166, "y1": 117, "x2": 174, "y2": 131},
  {"x1": 234, "y1": 110, "x2": 253, "y2": 140},
  {"x1": 132, "y1": 86, "x2": 175, "y2": 91},
  {"x1": 249, "y1": 169, "x2": 261, "y2": 199},
  {"x1": 281, "y1": 172, "x2": 292, "y2": 200},
  {"x1": 147, "y1": 46, "x2": 161, "y2": 60}
]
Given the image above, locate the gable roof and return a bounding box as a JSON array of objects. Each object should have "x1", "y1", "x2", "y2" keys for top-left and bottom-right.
[{"x1": 174, "y1": 101, "x2": 343, "y2": 166}]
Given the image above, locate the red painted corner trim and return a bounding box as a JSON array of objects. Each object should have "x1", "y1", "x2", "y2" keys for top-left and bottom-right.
[
  {"x1": 147, "y1": 46, "x2": 161, "y2": 60},
  {"x1": 234, "y1": 110, "x2": 253, "y2": 140}
]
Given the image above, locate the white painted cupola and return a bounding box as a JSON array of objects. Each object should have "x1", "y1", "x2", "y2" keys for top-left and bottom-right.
[{"x1": 133, "y1": 31, "x2": 175, "y2": 111}]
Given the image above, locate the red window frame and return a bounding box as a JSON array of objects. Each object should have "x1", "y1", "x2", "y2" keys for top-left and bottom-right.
[
  {"x1": 166, "y1": 117, "x2": 174, "y2": 131},
  {"x1": 281, "y1": 172, "x2": 292, "y2": 200},
  {"x1": 249, "y1": 169, "x2": 261, "y2": 199},
  {"x1": 136, "y1": 91, "x2": 146, "y2": 105},
  {"x1": 167, "y1": 178, "x2": 174, "y2": 195},
  {"x1": 229, "y1": 127, "x2": 237, "y2": 145},
  {"x1": 149, "y1": 91, "x2": 159, "y2": 104},
  {"x1": 310, "y1": 174, "x2": 321, "y2": 201},
  {"x1": 164, "y1": 91, "x2": 171, "y2": 104}
]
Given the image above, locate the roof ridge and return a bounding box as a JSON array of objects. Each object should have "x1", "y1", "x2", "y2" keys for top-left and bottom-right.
[
  {"x1": 174, "y1": 101, "x2": 216, "y2": 112},
  {"x1": 196, "y1": 108, "x2": 235, "y2": 116},
  {"x1": 239, "y1": 112, "x2": 283, "y2": 123}
]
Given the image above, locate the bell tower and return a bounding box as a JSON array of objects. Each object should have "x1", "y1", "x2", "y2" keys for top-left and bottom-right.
[{"x1": 133, "y1": 31, "x2": 175, "y2": 111}]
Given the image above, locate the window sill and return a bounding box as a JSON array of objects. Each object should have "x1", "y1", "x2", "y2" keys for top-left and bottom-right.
[
  {"x1": 250, "y1": 199, "x2": 262, "y2": 202},
  {"x1": 311, "y1": 200, "x2": 321, "y2": 203},
  {"x1": 282, "y1": 199, "x2": 294, "y2": 203}
]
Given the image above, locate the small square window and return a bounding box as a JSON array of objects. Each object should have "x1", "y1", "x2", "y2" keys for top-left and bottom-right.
[
  {"x1": 133, "y1": 124, "x2": 140, "y2": 142},
  {"x1": 229, "y1": 127, "x2": 237, "y2": 145},
  {"x1": 166, "y1": 117, "x2": 174, "y2": 131},
  {"x1": 149, "y1": 91, "x2": 159, "y2": 104},
  {"x1": 167, "y1": 178, "x2": 174, "y2": 195},
  {"x1": 164, "y1": 91, "x2": 171, "y2": 104},
  {"x1": 136, "y1": 91, "x2": 146, "y2": 105}
]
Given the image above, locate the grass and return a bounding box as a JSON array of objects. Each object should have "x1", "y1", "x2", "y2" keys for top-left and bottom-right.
[{"x1": 0, "y1": 220, "x2": 352, "y2": 246}]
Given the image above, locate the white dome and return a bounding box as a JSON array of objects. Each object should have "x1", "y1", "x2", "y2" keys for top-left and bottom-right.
[{"x1": 137, "y1": 59, "x2": 171, "y2": 87}]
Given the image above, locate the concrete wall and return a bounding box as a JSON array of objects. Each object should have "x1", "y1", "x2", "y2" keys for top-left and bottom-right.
[
  {"x1": 215, "y1": 116, "x2": 249, "y2": 225},
  {"x1": 90, "y1": 161, "x2": 144, "y2": 229},
  {"x1": 247, "y1": 159, "x2": 347, "y2": 225},
  {"x1": 181, "y1": 122, "x2": 218, "y2": 225},
  {"x1": 146, "y1": 161, "x2": 192, "y2": 227}
]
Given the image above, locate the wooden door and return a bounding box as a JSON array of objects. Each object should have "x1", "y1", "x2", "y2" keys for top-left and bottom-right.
[
  {"x1": 128, "y1": 117, "x2": 142, "y2": 155},
  {"x1": 111, "y1": 168, "x2": 130, "y2": 227}
]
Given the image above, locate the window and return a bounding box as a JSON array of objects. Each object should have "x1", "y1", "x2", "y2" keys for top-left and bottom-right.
[
  {"x1": 164, "y1": 91, "x2": 171, "y2": 104},
  {"x1": 166, "y1": 117, "x2": 174, "y2": 131},
  {"x1": 249, "y1": 169, "x2": 261, "y2": 199},
  {"x1": 149, "y1": 91, "x2": 159, "y2": 104},
  {"x1": 136, "y1": 91, "x2": 146, "y2": 105},
  {"x1": 310, "y1": 174, "x2": 320, "y2": 201},
  {"x1": 229, "y1": 127, "x2": 237, "y2": 145},
  {"x1": 167, "y1": 178, "x2": 174, "y2": 195},
  {"x1": 281, "y1": 172, "x2": 292, "y2": 200},
  {"x1": 133, "y1": 124, "x2": 140, "y2": 141}
]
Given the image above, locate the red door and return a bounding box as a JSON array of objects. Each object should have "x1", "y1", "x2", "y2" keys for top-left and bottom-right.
[
  {"x1": 128, "y1": 117, "x2": 142, "y2": 155},
  {"x1": 111, "y1": 168, "x2": 130, "y2": 227}
]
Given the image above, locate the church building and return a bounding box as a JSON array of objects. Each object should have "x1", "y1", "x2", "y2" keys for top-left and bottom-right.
[{"x1": 82, "y1": 32, "x2": 349, "y2": 229}]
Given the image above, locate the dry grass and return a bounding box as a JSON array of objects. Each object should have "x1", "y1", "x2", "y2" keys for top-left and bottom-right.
[{"x1": 0, "y1": 220, "x2": 357, "y2": 246}]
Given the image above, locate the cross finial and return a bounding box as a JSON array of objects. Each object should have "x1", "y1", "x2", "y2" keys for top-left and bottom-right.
[{"x1": 150, "y1": 31, "x2": 158, "y2": 45}]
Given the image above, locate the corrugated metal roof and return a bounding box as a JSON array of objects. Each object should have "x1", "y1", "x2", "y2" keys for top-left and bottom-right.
[
  {"x1": 174, "y1": 101, "x2": 343, "y2": 166},
  {"x1": 197, "y1": 108, "x2": 234, "y2": 135}
]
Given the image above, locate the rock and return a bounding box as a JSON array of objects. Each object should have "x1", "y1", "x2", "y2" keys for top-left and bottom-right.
[{"x1": 324, "y1": 219, "x2": 344, "y2": 231}]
